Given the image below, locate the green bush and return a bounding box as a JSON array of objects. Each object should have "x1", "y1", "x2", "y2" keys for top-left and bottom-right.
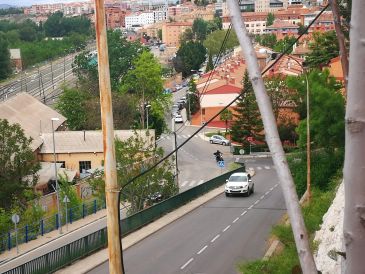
[{"x1": 288, "y1": 149, "x2": 344, "y2": 197}]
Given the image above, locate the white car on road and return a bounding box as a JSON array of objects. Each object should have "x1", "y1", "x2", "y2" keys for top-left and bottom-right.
[
  {"x1": 174, "y1": 114, "x2": 183, "y2": 123},
  {"x1": 225, "y1": 172, "x2": 254, "y2": 196},
  {"x1": 209, "y1": 135, "x2": 230, "y2": 146}
]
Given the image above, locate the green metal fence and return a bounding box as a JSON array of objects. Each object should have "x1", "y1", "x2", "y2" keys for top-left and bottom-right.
[{"x1": 3, "y1": 168, "x2": 243, "y2": 274}]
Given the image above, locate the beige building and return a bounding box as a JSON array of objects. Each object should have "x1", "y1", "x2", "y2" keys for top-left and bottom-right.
[
  {"x1": 255, "y1": 0, "x2": 288, "y2": 12},
  {"x1": 38, "y1": 130, "x2": 154, "y2": 175},
  {"x1": 161, "y1": 21, "x2": 193, "y2": 47}
]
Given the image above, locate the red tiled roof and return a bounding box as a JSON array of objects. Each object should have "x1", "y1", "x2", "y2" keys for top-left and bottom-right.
[{"x1": 205, "y1": 84, "x2": 241, "y2": 95}]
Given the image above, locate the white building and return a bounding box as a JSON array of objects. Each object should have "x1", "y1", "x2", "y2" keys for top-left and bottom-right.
[
  {"x1": 153, "y1": 10, "x2": 167, "y2": 22},
  {"x1": 125, "y1": 12, "x2": 155, "y2": 28}
]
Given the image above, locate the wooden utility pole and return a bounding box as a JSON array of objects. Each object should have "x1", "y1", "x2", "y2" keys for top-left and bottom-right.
[
  {"x1": 329, "y1": 0, "x2": 349, "y2": 93},
  {"x1": 226, "y1": 1, "x2": 317, "y2": 273},
  {"x1": 343, "y1": 1, "x2": 365, "y2": 273},
  {"x1": 94, "y1": 1, "x2": 124, "y2": 273}
]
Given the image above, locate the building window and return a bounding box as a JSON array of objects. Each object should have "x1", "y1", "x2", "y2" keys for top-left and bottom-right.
[
  {"x1": 202, "y1": 108, "x2": 205, "y2": 115},
  {"x1": 79, "y1": 161, "x2": 91, "y2": 173},
  {"x1": 57, "y1": 161, "x2": 65, "y2": 168}
]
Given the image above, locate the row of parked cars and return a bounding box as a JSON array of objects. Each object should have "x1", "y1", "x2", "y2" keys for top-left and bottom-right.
[{"x1": 172, "y1": 96, "x2": 187, "y2": 123}]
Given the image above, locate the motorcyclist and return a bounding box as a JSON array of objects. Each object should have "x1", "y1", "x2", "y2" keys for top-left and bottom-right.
[{"x1": 213, "y1": 150, "x2": 223, "y2": 162}]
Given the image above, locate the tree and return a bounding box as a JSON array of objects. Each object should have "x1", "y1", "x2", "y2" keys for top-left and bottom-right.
[
  {"x1": 255, "y1": 33, "x2": 277, "y2": 49},
  {"x1": 119, "y1": 50, "x2": 167, "y2": 130},
  {"x1": 337, "y1": 0, "x2": 352, "y2": 39},
  {"x1": 266, "y1": 12, "x2": 275, "y2": 26},
  {"x1": 273, "y1": 36, "x2": 297, "y2": 53},
  {"x1": 157, "y1": 29, "x2": 162, "y2": 40},
  {"x1": 0, "y1": 33, "x2": 12, "y2": 80},
  {"x1": 89, "y1": 133, "x2": 178, "y2": 214},
  {"x1": 44, "y1": 11, "x2": 65, "y2": 37},
  {"x1": 286, "y1": 69, "x2": 345, "y2": 149},
  {"x1": 188, "y1": 79, "x2": 200, "y2": 118},
  {"x1": 297, "y1": 23, "x2": 308, "y2": 36},
  {"x1": 220, "y1": 109, "x2": 233, "y2": 134},
  {"x1": 231, "y1": 70, "x2": 264, "y2": 144},
  {"x1": 0, "y1": 119, "x2": 40, "y2": 210},
  {"x1": 264, "y1": 75, "x2": 294, "y2": 121},
  {"x1": 179, "y1": 28, "x2": 194, "y2": 44},
  {"x1": 73, "y1": 29, "x2": 144, "y2": 93},
  {"x1": 204, "y1": 29, "x2": 239, "y2": 56},
  {"x1": 56, "y1": 87, "x2": 89, "y2": 130},
  {"x1": 205, "y1": 53, "x2": 214, "y2": 72},
  {"x1": 305, "y1": 31, "x2": 339, "y2": 68},
  {"x1": 173, "y1": 41, "x2": 206, "y2": 77},
  {"x1": 192, "y1": 18, "x2": 208, "y2": 41}
]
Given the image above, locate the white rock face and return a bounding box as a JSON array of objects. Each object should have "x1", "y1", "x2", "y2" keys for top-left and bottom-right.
[{"x1": 314, "y1": 182, "x2": 344, "y2": 274}]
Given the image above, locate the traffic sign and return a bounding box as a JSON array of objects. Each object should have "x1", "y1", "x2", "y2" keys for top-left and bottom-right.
[
  {"x1": 11, "y1": 214, "x2": 20, "y2": 224},
  {"x1": 218, "y1": 161, "x2": 225, "y2": 167},
  {"x1": 239, "y1": 149, "x2": 245, "y2": 155}
]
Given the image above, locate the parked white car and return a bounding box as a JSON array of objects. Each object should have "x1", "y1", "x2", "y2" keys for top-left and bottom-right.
[
  {"x1": 225, "y1": 172, "x2": 253, "y2": 196},
  {"x1": 209, "y1": 135, "x2": 230, "y2": 146},
  {"x1": 174, "y1": 114, "x2": 183, "y2": 123}
]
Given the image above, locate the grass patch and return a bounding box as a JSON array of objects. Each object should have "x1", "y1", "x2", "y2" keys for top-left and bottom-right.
[{"x1": 238, "y1": 170, "x2": 342, "y2": 274}]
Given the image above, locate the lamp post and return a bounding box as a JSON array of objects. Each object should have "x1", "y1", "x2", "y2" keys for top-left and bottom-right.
[
  {"x1": 288, "y1": 56, "x2": 311, "y2": 200},
  {"x1": 51, "y1": 117, "x2": 62, "y2": 234},
  {"x1": 187, "y1": 91, "x2": 192, "y2": 121},
  {"x1": 145, "y1": 104, "x2": 151, "y2": 129}
]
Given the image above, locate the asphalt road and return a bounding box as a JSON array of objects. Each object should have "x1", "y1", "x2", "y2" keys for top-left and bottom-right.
[{"x1": 88, "y1": 158, "x2": 285, "y2": 274}]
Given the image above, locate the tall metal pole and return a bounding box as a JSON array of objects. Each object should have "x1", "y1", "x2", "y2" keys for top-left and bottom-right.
[
  {"x1": 51, "y1": 60, "x2": 55, "y2": 90},
  {"x1": 305, "y1": 73, "x2": 311, "y2": 200},
  {"x1": 226, "y1": 0, "x2": 317, "y2": 272},
  {"x1": 94, "y1": 1, "x2": 124, "y2": 273},
  {"x1": 171, "y1": 118, "x2": 178, "y2": 187},
  {"x1": 51, "y1": 118, "x2": 62, "y2": 235}
]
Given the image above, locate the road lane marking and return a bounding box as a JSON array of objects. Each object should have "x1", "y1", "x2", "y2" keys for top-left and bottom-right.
[
  {"x1": 260, "y1": 195, "x2": 265, "y2": 199},
  {"x1": 270, "y1": 187, "x2": 274, "y2": 191},
  {"x1": 223, "y1": 225, "x2": 231, "y2": 232},
  {"x1": 257, "y1": 166, "x2": 262, "y2": 170},
  {"x1": 233, "y1": 217, "x2": 239, "y2": 223},
  {"x1": 265, "y1": 191, "x2": 270, "y2": 195},
  {"x1": 189, "y1": 180, "x2": 196, "y2": 186},
  {"x1": 248, "y1": 205, "x2": 253, "y2": 210},
  {"x1": 211, "y1": 234, "x2": 220, "y2": 242},
  {"x1": 264, "y1": 166, "x2": 270, "y2": 169},
  {"x1": 180, "y1": 258, "x2": 194, "y2": 270},
  {"x1": 254, "y1": 200, "x2": 260, "y2": 205},
  {"x1": 275, "y1": 183, "x2": 279, "y2": 187},
  {"x1": 241, "y1": 210, "x2": 247, "y2": 216},
  {"x1": 197, "y1": 245, "x2": 208, "y2": 255}
]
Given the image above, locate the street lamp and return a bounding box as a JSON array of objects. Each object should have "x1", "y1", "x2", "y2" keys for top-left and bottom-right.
[
  {"x1": 145, "y1": 104, "x2": 151, "y2": 129},
  {"x1": 287, "y1": 56, "x2": 311, "y2": 200},
  {"x1": 186, "y1": 91, "x2": 192, "y2": 121},
  {"x1": 51, "y1": 117, "x2": 62, "y2": 234}
]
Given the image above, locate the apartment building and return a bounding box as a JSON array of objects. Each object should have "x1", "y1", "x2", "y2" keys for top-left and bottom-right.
[
  {"x1": 255, "y1": 0, "x2": 288, "y2": 12},
  {"x1": 63, "y1": 2, "x2": 93, "y2": 16},
  {"x1": 154, "y1": 10, "x2": 168, "y2": 22},
  {"x1": 161, "y1": 21, "x2": 193, "y2": 47},
  {"x1": 125, "y1": 12, "x2": 155, "y2": 28}
]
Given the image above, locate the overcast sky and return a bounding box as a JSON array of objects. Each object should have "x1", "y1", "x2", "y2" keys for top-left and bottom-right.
[{"x1": 0, "y1": 0, "x2": 89, "y2": 6}]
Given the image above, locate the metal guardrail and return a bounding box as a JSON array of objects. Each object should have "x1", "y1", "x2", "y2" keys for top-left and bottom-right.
[
  {"x1": 0, "y1": 199, "x2": 106, "y2": 254},
  {"x1": 3, "y1": 168, "x2": 244, "y2": 274}
]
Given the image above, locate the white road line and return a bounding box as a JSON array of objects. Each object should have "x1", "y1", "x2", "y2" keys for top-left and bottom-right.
[
  {"x1": 223, "y1": 225, "x2": 231, "y2": 232},
  {"x1": 197, "y1": 245, "x2": 208, "y2": 255},
  {"x1": 194, "y1": 135, "x2": 198, "y2": 138},
  {"x1": 254, "y1": 200, "x2": 260, "y2": 205},
  {"x1": 270, "y1": 187, "x2": 274, "y2": 191},
  {"x1": 211, "y1": 234, "x2": 220, "y2": 242},
  {"x1": 177, "y1": 135, "x2": 182, "y2": 139},
  {"x1": 275, "y1": 183, "x2": 279, "y2": 187},
  {"x1": 265, "y1": 191, "x2": 270, "y2": 195},
  {"x1": 182, "y1": 135, "x2": 188, "y2": 138},
  {"x1": 189, "y1": 180, "x2": 196, "y2": 186},
  {"x1": 180, "y1": 258, "x2": 194, "y2": 270},
  {"x1": 260, "y1": 195, "x2": 265, "y2": 199},
  {"x1": 233, "y1": 217, "x2": 239, "y2": 223},
  {"x1": 166, "y1": 136, "x2": 171, "y2": 140},
  {"x1": 241, "y1": 210, "x2": 247, "y2": 216},
  {"x1": 264, "y1": 166, "x2": 270, "y2": 169},
  {"x1": 248, "y1": 205, "x2": 253, "y2": 210},
  {"x1": 187, "y1": 134, "x2": 191, "y2": 138},
  {"x1": 197, "y1": 179, "x2": 204, "y2": 185},
  {"x1": 181, "y1": 181, "x2": 189, "y2": 187},
  {"x1": 257, "y1": 166, "x2": 263, "y2": 170}
]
